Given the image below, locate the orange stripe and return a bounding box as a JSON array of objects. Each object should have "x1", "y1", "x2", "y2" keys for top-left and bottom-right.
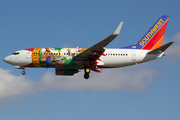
[{"x1": 151, "y1": 35, "x2": 164, "y2": 50}]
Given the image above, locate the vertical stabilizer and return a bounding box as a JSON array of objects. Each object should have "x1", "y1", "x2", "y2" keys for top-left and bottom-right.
[{"x1": 122, "y1": 15, "x2": 169, "y2": 50}]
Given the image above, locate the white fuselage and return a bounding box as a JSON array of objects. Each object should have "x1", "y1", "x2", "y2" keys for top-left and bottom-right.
[
  {"x1": 4, "y1": 48, "x2": 164, "y2": 69},
  {"x1": 98, "y1": 49, "x2": 163, "y2": 68}
]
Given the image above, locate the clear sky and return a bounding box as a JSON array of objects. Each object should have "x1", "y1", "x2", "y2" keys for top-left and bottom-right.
[{"x1": 0, "y1": 0, "x2": 180, "y2": 120}]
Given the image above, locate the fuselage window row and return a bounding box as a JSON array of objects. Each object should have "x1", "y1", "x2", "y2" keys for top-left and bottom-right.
[
  {"x1": 33, "y1": 52, "x2": 128, "y2": 57},
  {"x1": 105, "y1": 53, "x2": 128, "y2": 56}
]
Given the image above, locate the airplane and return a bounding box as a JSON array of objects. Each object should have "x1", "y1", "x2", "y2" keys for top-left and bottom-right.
[{"x1": 4, "y1": 15, "x2": 174, "y2": 79}]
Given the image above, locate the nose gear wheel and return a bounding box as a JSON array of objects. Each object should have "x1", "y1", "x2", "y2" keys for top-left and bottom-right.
[{"x1": 22, "y1": 71, "x2": 26, "y2": 75}]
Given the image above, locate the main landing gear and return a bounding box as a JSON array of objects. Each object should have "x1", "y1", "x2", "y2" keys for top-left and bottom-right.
[
  {"x1": 22, "y1": 70, "x2": 26, "y2": 75},
  {"x1": 84, "y1": 68, "x2": 90, "y2": 79}
]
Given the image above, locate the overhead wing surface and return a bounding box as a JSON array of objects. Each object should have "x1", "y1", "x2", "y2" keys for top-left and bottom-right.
[{"x1": 74, "y1": 22, "x2": 123, "y2": 60}]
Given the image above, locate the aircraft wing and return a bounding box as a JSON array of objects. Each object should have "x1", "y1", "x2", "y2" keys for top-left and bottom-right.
[{"x1": 74, "y1": 22, "x2": 123, "y2": 60}]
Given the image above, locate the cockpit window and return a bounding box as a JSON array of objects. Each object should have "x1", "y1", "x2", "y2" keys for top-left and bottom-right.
[{"x1": 12, "y1": 52, "x2": 19, "y2": 55}]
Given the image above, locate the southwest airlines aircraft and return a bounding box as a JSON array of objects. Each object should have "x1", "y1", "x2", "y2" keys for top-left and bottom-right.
[{"x1": 4, "y1": 15, "x2": 173, "y2": 79}]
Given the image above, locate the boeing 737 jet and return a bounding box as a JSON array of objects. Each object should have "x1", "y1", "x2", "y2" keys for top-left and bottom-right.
[{"x1": 4, "y1": 15, "x2": 173, "y2": 79}]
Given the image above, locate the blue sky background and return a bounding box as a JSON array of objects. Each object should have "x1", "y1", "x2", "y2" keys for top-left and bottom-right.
[{"x1": 0, "y1": 0, "x2": 180, "y2": 120}]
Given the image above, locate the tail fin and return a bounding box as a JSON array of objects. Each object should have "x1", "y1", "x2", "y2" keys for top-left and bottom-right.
[{"x1": 123, "y1": 15, "x2": 169, "y2": 50}]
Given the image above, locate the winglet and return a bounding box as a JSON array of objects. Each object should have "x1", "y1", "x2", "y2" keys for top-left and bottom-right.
[{"x1": 113, "y1": 21, "x2": 123, "y2": 35}]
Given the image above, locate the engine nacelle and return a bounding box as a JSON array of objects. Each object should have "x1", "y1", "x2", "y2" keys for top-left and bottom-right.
[{"x1": 55, "y1": 68, "x2": 79, "y2": 76}]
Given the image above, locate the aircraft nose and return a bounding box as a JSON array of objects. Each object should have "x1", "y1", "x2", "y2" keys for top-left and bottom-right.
[{"x1": 3, "y1": 56, "x2": 11, "y2": 64}]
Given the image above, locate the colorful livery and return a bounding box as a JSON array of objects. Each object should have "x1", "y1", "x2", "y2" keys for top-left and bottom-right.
[{"x1": 4, "y1": 15, "x2": 173, "y2": 79}]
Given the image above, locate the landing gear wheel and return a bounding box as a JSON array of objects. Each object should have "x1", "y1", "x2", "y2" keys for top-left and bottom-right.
[
  {"x1": 22, "y1": 71, "x2": 26, "y2": 75},
  {"x1": 84, "y1": 73, "x2": 89, "y2": 79}
]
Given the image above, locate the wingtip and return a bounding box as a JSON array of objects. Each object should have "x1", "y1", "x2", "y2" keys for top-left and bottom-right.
[{"x1": 113, "y1": 21, "x2": 123, "y2": 35}]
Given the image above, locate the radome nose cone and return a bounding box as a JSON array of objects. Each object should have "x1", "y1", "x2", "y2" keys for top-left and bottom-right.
[
  {"x1": 3, "y1": 56, "x2": 10, "y2": 64},
  {"x1": 3, "y1": 57, "x2": 7, "y2": 62}
]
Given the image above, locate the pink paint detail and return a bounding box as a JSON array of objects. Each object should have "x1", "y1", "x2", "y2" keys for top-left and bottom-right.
[
  {"x1": 93, "y1": 69, "x2": 101, "y2": 73},
  {"x1": 24, "y1": 48, "x2": 34, "y2": 52},
  {"x1": 87, "y1": 59, "x2": 98, "y2": 63},
  {"x1": 16, "y1": 66, "x2": 25, "y2": 69}
]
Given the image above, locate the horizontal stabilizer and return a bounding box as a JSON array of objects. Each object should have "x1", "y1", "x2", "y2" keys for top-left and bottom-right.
[{"x1": 147, "y1": 42, "x2": 174, "y2": 54}]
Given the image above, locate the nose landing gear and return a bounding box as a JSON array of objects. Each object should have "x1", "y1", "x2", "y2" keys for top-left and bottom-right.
[
  {"x1": 15, "y1": 66, "x2": 26, "y2": 75},
  {"x1": 22, "y1": 70, "x2": 26, "y2": 75}
]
